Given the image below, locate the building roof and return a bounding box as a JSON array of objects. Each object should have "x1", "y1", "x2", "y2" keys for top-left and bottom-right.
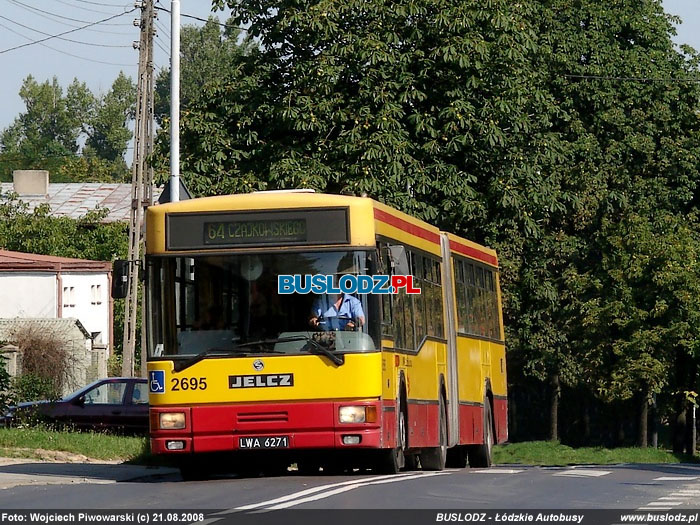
[
  {"x1": 0, "y1": 250, "x2": 111, "y2": 272},
  {"x1": 0, "y1": 317, "x2": 92, "y2": 343},
  {"x1": 0, "y1": 182, "x2": 162, "y2": 223}
]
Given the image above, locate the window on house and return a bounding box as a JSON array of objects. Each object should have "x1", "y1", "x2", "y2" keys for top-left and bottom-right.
[
  {"x1": 91, "y1": 284, "x2": 102, "y2": 305},
  {"x1": 63, "y1": 286, "x2": 75, "y2": 308}
]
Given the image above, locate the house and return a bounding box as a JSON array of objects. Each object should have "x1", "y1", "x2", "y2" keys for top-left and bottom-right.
[
  {"x1": 0, "y1": 318, "x2": 104, "y2": 396},
  {"x1": 0, "y1": 250, "x2": 113, "y2": 358}
]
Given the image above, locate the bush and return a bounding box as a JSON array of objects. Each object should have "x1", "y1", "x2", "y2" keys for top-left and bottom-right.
[{"x1": 8, "y1": 324, "x2": 74, "y2": 402}]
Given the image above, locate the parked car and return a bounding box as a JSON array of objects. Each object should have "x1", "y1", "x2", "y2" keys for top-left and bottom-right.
[{"x1": 2, "y1": 377, "x2": 149, "y2": 435}]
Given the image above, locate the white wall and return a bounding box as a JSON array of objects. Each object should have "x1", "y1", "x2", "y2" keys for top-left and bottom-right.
[
  {"x1": 61, "y1": 272, "x2": 110, "y2": 349},
  {"x1": 0, "y1": 273, "x2": 57, "y2": 318}
]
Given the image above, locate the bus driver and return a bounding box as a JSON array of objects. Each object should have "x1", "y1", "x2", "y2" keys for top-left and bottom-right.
[{"x1": 309, "y1": 292, "x2": 365, "y2": 331}]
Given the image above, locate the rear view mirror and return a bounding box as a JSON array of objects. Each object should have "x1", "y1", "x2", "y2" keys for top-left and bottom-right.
[
  {"x1": 112, "y1": 260, "x2": 129, "y2": 299},
  {"x1": 388, "y1": 245, "x2": 409, "y2": 275}
]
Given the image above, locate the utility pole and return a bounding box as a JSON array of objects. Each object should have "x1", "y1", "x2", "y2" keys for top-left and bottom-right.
[{"x1": 123, "y1": 0, "x2": 155, "y2": 378}]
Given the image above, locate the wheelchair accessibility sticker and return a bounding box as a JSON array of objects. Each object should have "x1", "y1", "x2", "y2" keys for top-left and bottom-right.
[{"x1": 150, "y1": 370, "x2": 165, "y2": 394}]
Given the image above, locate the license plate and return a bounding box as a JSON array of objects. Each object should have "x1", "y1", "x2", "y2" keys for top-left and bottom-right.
[{"x1": 239, "y1": 435, "x2": 289, "y2": 449}]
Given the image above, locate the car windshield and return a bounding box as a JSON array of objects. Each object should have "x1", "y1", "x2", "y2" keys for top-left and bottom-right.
[{"x1": 147, "y1": 251, "x2": 378, "y2": 358}]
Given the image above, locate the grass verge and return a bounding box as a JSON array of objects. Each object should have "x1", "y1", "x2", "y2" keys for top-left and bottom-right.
[
  {"x1": 0, "y1": 430, "x2": 696, "y2": 467},
  {"x1": 0, "y1": 427, "x2": 149, "y2": 462},
  {"x1": 494, "y1": 440, "x2": 699, "y2": 466}
]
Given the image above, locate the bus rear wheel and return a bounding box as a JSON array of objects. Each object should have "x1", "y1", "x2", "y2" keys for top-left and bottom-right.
[{"x1": 468, "y1": 400, "x2": 493, "y2": 468}]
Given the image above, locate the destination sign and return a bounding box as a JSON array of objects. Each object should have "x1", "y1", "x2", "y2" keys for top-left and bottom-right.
[
  {"x1": 205, "y1": 219, "x2": 307, "y2": 245},
  {"x1": 166, "y1": 208, "x2": 349, "y2": 250}
]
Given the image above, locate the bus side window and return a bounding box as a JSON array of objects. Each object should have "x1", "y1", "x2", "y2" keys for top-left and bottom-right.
[
  {"x1": 413, "y1": 253, "x2": 426, "y2": 345},
  {"x1": 455, "y1": 259, "x2": 467, "y2": 333},
  {"x1": 379, "y1": 244, "x2": 393, "y2": 335}
]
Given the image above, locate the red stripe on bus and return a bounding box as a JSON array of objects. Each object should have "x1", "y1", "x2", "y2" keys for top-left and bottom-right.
[
  {"x1": 449, "y1": 240, "x2": 498, "y2": 267},
  {"x1": 373, "y1": 208, "x2": 440, "y2": 245}
]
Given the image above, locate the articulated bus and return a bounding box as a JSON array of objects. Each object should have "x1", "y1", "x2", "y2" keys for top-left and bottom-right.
[{"x1": 135, "y1": 191, "x2": 507, "y2": 478}]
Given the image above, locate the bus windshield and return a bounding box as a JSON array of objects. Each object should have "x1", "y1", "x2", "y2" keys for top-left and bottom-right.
[{"x1": 146, "y1": 251, "x2": 377, "y2": 359}]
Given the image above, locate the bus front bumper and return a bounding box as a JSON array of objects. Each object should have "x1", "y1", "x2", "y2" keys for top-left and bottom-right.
[{"x1": 150, "y1": 400, "x2": 391, "y2": 454}]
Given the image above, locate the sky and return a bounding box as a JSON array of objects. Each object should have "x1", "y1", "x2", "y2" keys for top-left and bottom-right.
[
  {"x1": 0, "y1": 0, "x2": 697, "y2": 144},
  {"x1": 0, "y1": 0, "x2": 231, "y2": 131}
]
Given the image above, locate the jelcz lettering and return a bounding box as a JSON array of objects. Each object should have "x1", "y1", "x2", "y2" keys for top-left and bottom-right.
[{"x1": 229, "y1": 373, "x2": 295, "y2": 388}]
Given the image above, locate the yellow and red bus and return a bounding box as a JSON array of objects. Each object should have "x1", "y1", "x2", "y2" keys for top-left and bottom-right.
[{"x1": 136, "y1": 191, "x2": 507, "y2": 478}]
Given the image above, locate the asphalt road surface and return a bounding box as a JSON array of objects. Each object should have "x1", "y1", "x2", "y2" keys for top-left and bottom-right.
[{"x1": 2, "y1": 462, "x2": 700, "y2": 513}]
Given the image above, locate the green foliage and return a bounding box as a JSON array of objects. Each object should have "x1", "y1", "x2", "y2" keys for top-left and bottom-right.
[
  {"x1": 154, "y1": 0, "x2": 700, "y2": 444},
  {"x1": 0, "y1": 73, "x2": 135, "y2": 182},
  {"x1": 0, "y1": 354, "x2": 12, "y2": 414},
  {"x1": 10, "y1": 374, "x2": 60, "y2": 404},
  {"x1": 493, "y1": 441, "x2": 699, "y2": 466}
]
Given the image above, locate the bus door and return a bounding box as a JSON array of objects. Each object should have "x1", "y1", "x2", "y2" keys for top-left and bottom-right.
[{"x1": 440, "y1": 233, "x2": 459, "y2": 447}]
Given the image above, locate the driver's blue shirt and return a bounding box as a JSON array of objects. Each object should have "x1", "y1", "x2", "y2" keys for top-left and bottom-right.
[{"x1": 312, "y1": 294, "x2": 365, "y2": 330}]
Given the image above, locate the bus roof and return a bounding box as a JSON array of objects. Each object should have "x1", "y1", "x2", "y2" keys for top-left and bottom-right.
[{"x1": 146, "y1": 192, "x2": 497, "y2": 266}]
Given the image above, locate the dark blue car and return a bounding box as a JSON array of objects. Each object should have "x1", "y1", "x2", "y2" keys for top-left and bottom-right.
[{"x1": 2, "y1": 377, "x2": 148, "y2": 435}]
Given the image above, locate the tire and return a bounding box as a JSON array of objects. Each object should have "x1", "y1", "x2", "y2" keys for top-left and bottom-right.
[
  {"x1": 420, "y1": 396, "x2": 447, "y2": 471},
  {"x1": 378, "y1": 396, "x2": 407, "y2": 474},
  {"x1": 468, "y1": 400, "x2": 493, "y2": 468},
  {"x1": 296, "y1": 460, "x2": 320, "y2": 475},
  {"x1": 178, "y1": 459, "x2": 210, "y2": 481},
  {"x1": 446, "y1": 445, "x2": 468, "y2": 468}
]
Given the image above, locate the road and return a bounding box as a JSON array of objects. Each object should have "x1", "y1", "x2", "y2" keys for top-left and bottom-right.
[{"x1": 2, "y1": 461, "x2": 700, "y2": 514}]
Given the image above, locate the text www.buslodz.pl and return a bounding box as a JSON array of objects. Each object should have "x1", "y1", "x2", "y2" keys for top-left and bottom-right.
[{"x1": 278, "y1": 274, "x2": 421, "y2": 294}]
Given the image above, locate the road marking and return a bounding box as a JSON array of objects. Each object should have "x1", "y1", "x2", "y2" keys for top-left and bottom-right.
[
  {"x1": 654, "y1": 476, "x2": 699, "y2": 481},
  {"x1": 189, "y1": 471, "x2": 452, "y2": 524},
  {"x1": 638, "y1": 507, "x2": 672, "y2": 511},
  {"x1": 658, "y1": 496, "x2": 688, "y2": 500},
  {"x1": 471, "y1": 469, "x2": 524, "y2": 474},
  {"x1": 232, "y1": 471, "x2": 449, "y2": 511},
  {"x1": 553, "y1": 469, "x2": 611, "y2": 477},
  {"x1": 265, "y1": 471, "x2": 448, "y2": 510},
  {"x1": 648, "y1": 501, "x2": 683, "y2": 506}
]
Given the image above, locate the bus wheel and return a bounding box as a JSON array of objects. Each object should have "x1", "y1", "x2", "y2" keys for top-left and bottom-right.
[
  {"x1": 446, "y1": 446, "x2": 468, "y2": 469},
  {"x1": 378, "y1": 400, "x2": 407, "y2": 474},
  {"x1": 420, "y1": 396, "x2": 447, "y2": 471},
  {"x1": 468, "y1": 400, "x2": 493, "y2": 468},
  {"x1": 297, "y1": 460, "x2": 320, "y2": 475},
  {"x1": 178, "y1": 460, "x2": 210, "y2": 481}
]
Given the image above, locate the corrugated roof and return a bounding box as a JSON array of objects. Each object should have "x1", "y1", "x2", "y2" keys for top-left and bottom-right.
[
  {"x1": 0, "y1": 250, "x2": 111, "y2": 272},
  {"x1": 0, "y1": 183, "x2": 163, "y2": 223},
  {"x1": 0, "y1": 318, "x2": 91, "y2": 342}
]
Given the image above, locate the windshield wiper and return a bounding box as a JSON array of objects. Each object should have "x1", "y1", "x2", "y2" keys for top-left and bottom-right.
[
  {"x1": 300, "y1": 336, "x2": 345, "y2": 366},
  {"x1": 173, "y1": 347, "x2": 252, "y2": 372}
]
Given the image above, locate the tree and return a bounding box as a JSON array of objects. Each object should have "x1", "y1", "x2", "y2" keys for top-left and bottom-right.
[
  {"x1": 83, "y1": 72, "x2": 136, "y2": 180},
  {"x1": 1, "y1": 73, "x2": 136, "y2": 182},
  {"x1": 0, "y1": 76, "x2": 93, "y2": 180},
  {"x1": 154, "y1": 16, "x2": 254, "y2": 125},
  {"x1": 154, "y1": 0, "x2": 700, "y2": 445}
]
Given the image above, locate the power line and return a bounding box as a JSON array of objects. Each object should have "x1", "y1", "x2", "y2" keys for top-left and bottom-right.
[
  {"x1": 153, "y1": 5, "x2": 247, "y2": 32},
  {"x1": 5, "y1": 0, "x2": 135, "y2": 36},
  {"x1": 0, "y1": 14, "x2": 132, "y2": 48},
  {"x1": 564, "y1": 74, "x2": 700, "y2": 83},
  {"x1": 6, "y1": 0, "x2": 133, "y2": 26},
  {"x1": 0, "y1": 19, "x2": 134, "y2": 65},
  {"x1": 53, "y1": 0, "x2": 133, "y2": 17},
  {"x1": 154, "y1": 19, "x2": 170, "y2": 40},
  {"x1": 0, "y1": 8, "x2": 137, "y2": 54},
  {"x1": 71, "y1": 0, "x2": 133, "y2": 7}
]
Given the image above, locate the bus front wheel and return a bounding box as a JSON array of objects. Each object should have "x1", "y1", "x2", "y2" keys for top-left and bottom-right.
[
  {"x1": 378, "y1": 399, "x2": 407, "y2": 474},
  {"x1": 468, "y1": 400, "x2": 493, "y2": 468},
  {"x1": 420, "y1": 395, "x2": 447, "y2": 471}
]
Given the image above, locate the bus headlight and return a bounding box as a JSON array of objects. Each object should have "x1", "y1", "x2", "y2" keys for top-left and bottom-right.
[
  {"x1": 339, "y1": 406, "x2": 376, "y2": 423},
  {"x1": 159, "y1": 412, "x2": 185, "y2": 430}
]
